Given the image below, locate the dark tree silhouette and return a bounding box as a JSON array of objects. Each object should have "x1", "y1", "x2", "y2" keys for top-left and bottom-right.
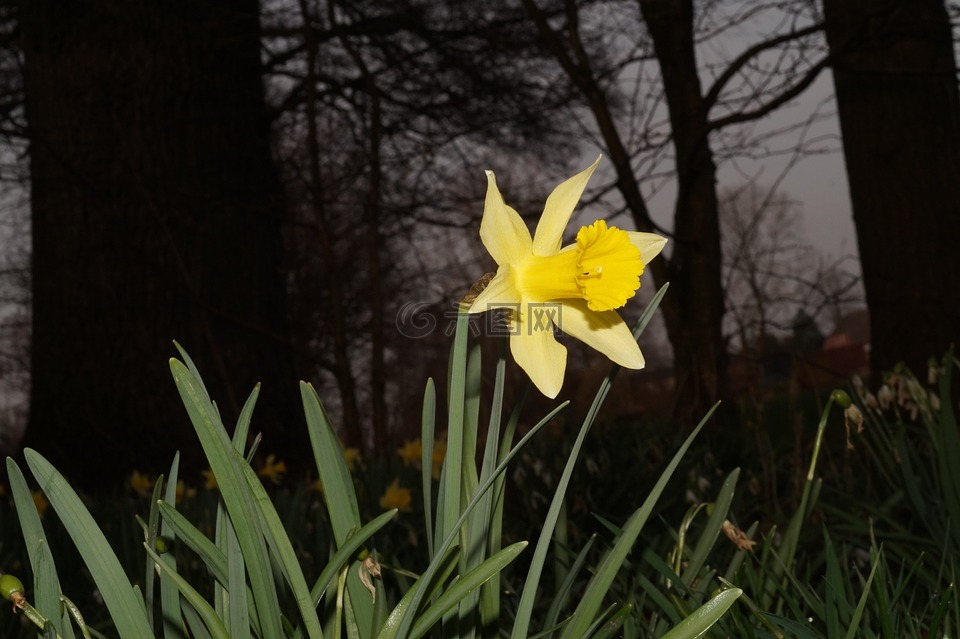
[
  {"x1": 522, "y1": 0, "x2": 829, "y2": 423},
  {"x1": 21, "y1": 0, "x2": 300, "y2": 487},
  {"x1": 264, "y1": 0, "x2": 581, "y2": 453},
  {"x1": 824, "y1": 0, "x2": 960, "y2": 376}
]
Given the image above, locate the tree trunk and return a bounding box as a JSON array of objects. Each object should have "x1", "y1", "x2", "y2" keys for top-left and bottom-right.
[
  {"x1": 21, "y1": 0, "x2": 300, "y2": 488},
  {"x1": 298, "y1": 0, "x2": 363, "y2": 451},
  {"x1": 638, "y1": 0, "x2": 729, "y2": 424},
  {"x1": 524, "y1": 0, "x2": 730, "y2": 425},
  {"x1": 824, "y1": 0, "x2": 960, "y2": 376}
]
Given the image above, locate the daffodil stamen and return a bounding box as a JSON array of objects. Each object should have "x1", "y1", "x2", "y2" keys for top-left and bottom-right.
[
  {"x1": 515, "y1": 219, "x2": 643, "y2": 312},
  {"x1": 574, "y1": 220, "x2": 644, "y2": 311}
]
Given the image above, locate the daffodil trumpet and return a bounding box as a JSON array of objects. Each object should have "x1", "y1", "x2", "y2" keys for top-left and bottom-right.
[{"x1": 467, "y1": 156, "x2": 667, "y2": 398}]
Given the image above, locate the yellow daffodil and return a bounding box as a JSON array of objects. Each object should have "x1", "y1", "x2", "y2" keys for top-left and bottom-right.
[
  {"x1": 431, "y1": 439, "x2": 446, "y2": 480},
  {"x1": 128, "y1": 470, "x2": 153, "y2": 498},
  {"x1": 257, "y1": 454, "x2": 287, "y2": 485},
  {"x1": 468, "y1": 157, "x2": 667, "y2": 398},
  {"x1": 396, "y1": 439, "x2": 422, "y2": 466},
  {"x1": 342, "y1": 447, "x2": 363, "y2": 472},
  {"x1": 31, "y1": 490, "x2": 48, "y2": 518},
  {"x1": 397, "y1": 438, "x2": 447, "y2": 480},
  {"x1": 379, "y1": 478, "x2": 413, "y2": 512},
  {"x1": 201, "y1": 468, "x2": 218, "y2": 490},
  {"x1": 175, "y1": 480, "x2": 196, "y2": 503}
]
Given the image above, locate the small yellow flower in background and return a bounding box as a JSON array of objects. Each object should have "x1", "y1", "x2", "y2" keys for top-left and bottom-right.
[
  {"x1": 396, "y1": 439, "x2": 422, "y2": 466},
  {"x1": 379, "y1": 478, "x2": 412, "y2": 512},
  {"x1": 128, "y1": 470, "x2": 153, "y2": 498},
  {"x1": 431, "y1": 439, "x2": 446, "y2": 480},
  {"x1": 31, "y1": 490, "x2": 48, "y2": 518},
  {"x1": 257, "y1": 454, "x2": 287, "y2": 485},
  {"x1": 175, "y1": 480, "x2": 196, "y2": 503},
  {"x1": 468, "y1": 157, "x2": 667, "y2": 398},
  {"x1": 310, "y1": 478, "x2": 324, "y2": 495},
  {"x1": 201, "y1": 469, "x2": 218, "y2": 490},
  {"x1": 342, "y1": 447, "x2": 363, "y2": 472},
  {"x1": 396, "y1": 438, "x2": 447, "y2": 479}
]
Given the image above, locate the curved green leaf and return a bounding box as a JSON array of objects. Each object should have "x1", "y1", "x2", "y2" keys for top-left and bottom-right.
[
  {"x1": 660, "y1": 589, "x2": 742, "y2": 639},
  {"x1": 145, "y1": 544, "x2": 230, "y2": 639},
  {"x1": 410, "y1": 542, "x2": 527, "y2": 639},
  {"x1": 24, "y1": 450, "x2": 153, "y2": 639}
]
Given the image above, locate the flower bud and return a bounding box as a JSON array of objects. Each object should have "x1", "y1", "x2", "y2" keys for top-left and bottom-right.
[
  {"x1": 0, "y1": 574, "x2": 23, "y2": 601},
  {"x1": 0, "y1": 573, "x2": 25, "y2": 611},
  {"x1": 830, "y1": 389, "x2": 852, "y2": 408},
  {"x1": 154, "y1": 536, "x2": 173, "y2": 554}
]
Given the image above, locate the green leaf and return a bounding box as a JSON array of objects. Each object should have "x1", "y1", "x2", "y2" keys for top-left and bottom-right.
[
  {"x1": 391, "y1": 401, "x2": 567, "y2": 639},
  {"x1": 24, "y1": 450, "x2": 154, "y2": 639},
  {"x1": 297, "y1": 381, "x2": 376, "y2": 639},
  {"x1": 225, "y1": 514, "x2": 250, "y2": 639},
  {"x1": 6, "y1": 458, "x2": 74, "y2": 639},
  {"x1": 157, "y1": 500, "x2": 229, "y2": 583},
  {"x1": 410, "y1": 542, "x2": 527, "y2": 639},
  {"x1": 589, "y1": 603, "x2": 632, "y2": 639},
  {"x1": 927, "y1": 582, "x2": 954, "y2": 639},
  {"x1": 159, "y1": 454, "x2": 185, "y2": 639},
  {"x1": 376, "y1": 545, "x2": 460, "y2": 639},
  {"x1": 308, "y1": 510, "x2": 398, "y2": 609},
  {"x1": 440, "y1": 313, "x2": 471, "y2": 544},
  {"x1": 512, "y1": 283, "x2": 668, "y2": 639},
  {"x1": 301, "y1": 381, "x2": 361, "y2": 545},
  {"x1": 233, "y1": 385, "x2": 260, "y2": 452},
  {"x1": 681, "y1": 468, "x2": 740, "y2": 588},
  {"x1": 844, "y1": 549, "x2": 882, "y2": 639},
  {"x1": 237, "y1": 457, "x2": 324, "y2": 638},
  {"x1": 544, "y1": 534, "x2": 597, "y2": 631},
  {"x1": 476, "y1": 337, "x2": 508, "y2": 632},
  {"x1": 421, "y1": 379, "x2": 437, "y2": 560},
  {"x1": 559, "y1": 406, "x2": 715, "y2": 639},
  {"x1": 146, "y1": 544, "x2": 230, "y2": 639},
  {"x1": 143, "y1": 473, "x2": 167, "y2": 632},
  {"x1": 170, "y1": 358, "x2": 283, "y2": 639},
  {"x1": 660, "y1": 589, "x2": 742, "y2": 639}
]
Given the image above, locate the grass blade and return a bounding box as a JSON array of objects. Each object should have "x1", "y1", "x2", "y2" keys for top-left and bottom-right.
[
  {"x1": 392, "y1": 401, "x2": 568, "y2": 639},
  {"x1": 410, "y1": 542, "x2": 528, "y2": 639},
  {"x1": 24, "y1": 449, "x2": 154, "y2": 638},
  {"x1": 512, "y1": 284, "x2": 668, "y2": 639},
  {"x1": 6, "y1": 458, "x2": 75, "y2": 639},
  {"x1": 660, "y1": 589, "x2": 742, "y2": 639},
  {"x1": 145, "y1": 544, "x2": 230, "y2": 639},
  {"x1": 421, "y1": 379, "x2": 436, "y2": 560},
  {"x1": 160, "y1": 454, "x2": 185, "y2": 639},
  {"x1": 171, "y1": 358, "x2": 283, "y2": 639},
  {"x1": 559, "y1": 406, "x2": 715, "y2": 639}
]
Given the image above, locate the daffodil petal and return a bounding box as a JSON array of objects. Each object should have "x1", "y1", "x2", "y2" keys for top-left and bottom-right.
[
  {"x1": 532, "y1": 156, "x2": 601, "y2": 256},
  {"x1": 627, "y1": 231, "x2": 668, "y2": 264},
  {"x1": 510, "y1": 318, "x2": 567, "y2": 398},
  {"x1": 468, "y1": 267, "x2": 521, "y2": 313},
  {"x1": 481, "y1": 170, "x2": 532, "y2": 266},
  {"x1": 556, "y1": 299, "x2": 645, "y2": 369}
]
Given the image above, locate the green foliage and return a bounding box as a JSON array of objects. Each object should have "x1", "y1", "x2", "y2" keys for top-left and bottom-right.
[{"x1": 2, "y1": 292, "x2": 956, "y2": 638}]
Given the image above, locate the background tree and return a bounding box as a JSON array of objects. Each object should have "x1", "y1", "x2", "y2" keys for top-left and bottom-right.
[
  {"x1": 0, "y1": 0, "x2": 28, "y2": 454},
  {"x1": 824, "y1": 0, "x2": 960, "y2": 375},
  {"x1": 520, "y1": 0, "x2": 830, "y2": 423},
  {"x1": 262, "y1": 0, "x2": 580, "y2": 453},
  {"x1": 719, "y1": 182, "x2": 860, "y2": 510},
  {"x1": 720, "y1": 183, "x2": 859, "y2": 356},
  {"x1": 20, "y1": 0, "x2": 300, "y2": 487}
]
